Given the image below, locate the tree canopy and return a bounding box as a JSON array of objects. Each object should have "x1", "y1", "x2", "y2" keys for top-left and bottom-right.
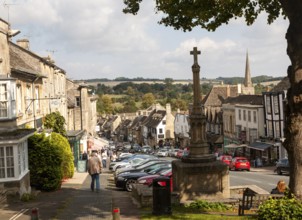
[
  {"x1": 123, "y1": 0, "x2": 285, "y2": 32},
  {"x1": 122, "y1": 0, "x2": 302, "y2": 198}
]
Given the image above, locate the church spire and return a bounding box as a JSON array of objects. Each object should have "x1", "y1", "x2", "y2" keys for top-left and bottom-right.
[{"x1": 244, "y1": 51, "x2": 252, "y2": 87}]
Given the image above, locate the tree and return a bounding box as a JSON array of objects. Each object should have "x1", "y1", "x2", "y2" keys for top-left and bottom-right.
[
  {"x1": 97, "y1": 95, "x2": 114, "y2": 114},
  {"x1": 122, "y1": 0, "x2": 302, "y2": 198},
  {"x1": 142, "y1": 93, "x2": 156, "y2": 108},
  {"x1": 43, "y1": 111, "x2": 67, "y2": 137}
]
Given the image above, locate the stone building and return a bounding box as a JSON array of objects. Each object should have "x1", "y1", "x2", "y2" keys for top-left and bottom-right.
[
  {"x1": 66, "y1": 80, "x2": 98, "y2": 160},
  {"x1": 0, "y1": 17, "x2": 97, "y2": 197},
  {"x1": 202, "y1": 52, "x2": 255, "y2": 153}
]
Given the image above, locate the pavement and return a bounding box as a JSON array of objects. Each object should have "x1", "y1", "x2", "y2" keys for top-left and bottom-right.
[
  {"x1": 0, "y1": 165, "x2": 276, "y2": 220},
  {"x1": 0, "y1": 167, "x2": 141, "y2": 220}
]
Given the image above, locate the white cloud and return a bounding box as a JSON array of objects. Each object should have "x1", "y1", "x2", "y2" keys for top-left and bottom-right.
[{"x1": 1, "y1": 1, "x2": 290, "y2": 80}]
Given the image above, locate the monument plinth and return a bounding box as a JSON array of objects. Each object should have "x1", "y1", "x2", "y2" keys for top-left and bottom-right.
[{"x1": 172, "y1": 47, "x2": 229, "y2": 202}]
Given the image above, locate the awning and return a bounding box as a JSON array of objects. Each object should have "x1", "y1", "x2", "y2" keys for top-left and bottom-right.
[
  {"x1": 246, "y1": 142, "x2": 274, "y2": 151},
  {"x1": 91, "y1": 138, "x2": 109, "y2": 150},
  {"x1": 224, "y1": 144, "x2": 247, "y2": 148}
]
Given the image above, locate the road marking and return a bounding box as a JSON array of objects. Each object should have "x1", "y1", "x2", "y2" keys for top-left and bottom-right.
[{"x1": 9, "y1": 209, "x2": 29, "y2": 220}]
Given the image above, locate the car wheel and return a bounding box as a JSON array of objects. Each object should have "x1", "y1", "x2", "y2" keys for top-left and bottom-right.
[
  {"x1": 125, "y1": 179, "x2": 136, "y2": 192},
  {"x1": 277, "y1": 168, "x2": 282, "y2": 175}
]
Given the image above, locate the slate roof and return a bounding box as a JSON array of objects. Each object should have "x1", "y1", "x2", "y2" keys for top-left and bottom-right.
[
  {"x1": 270, "y1": 77, "x2": 290, "y2": 92},
  {"x1": 201, "y1": 85, "x2": 239, "y2": 107},
  {"x1": 103, "y1": 116, "x2": 118, "y2": 129},
  {"x1": 9, "y1": 42, "x2": 65, "y2": 76},
  {"x1": 223, "y1": 95, "x2": 263, "y2": 105},
  {"x1": 144, "y1": 110, "x2": 166, "y2": 128},
  {"x1": 9, "y1": 44, "x2": 40, "y2": 76},
  {"x1": 0, "y1": 129, "x2": 36, "y2": 141},
  {"x1": 129, "y1": 115, "x2": 147, "y2": 130}
]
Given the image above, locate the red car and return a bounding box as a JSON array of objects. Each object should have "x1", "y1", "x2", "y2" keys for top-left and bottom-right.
[
  {"x1": 137, "y1": 169, "x2": 172, "y2": 186},
  {"x1": 230, "y1": 157, "x2": 250, "y2": 171},
  {"x1": 219, "y1": 155, "x2": 232, "y2": 167}
]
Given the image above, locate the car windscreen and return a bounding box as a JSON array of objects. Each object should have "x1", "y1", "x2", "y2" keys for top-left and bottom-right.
[
  {"x1": 135, "y1": 160, "x2": 164, "y2": 169},
  {"x1": 237, "y1": 159, "x2": 248, "y2": 162},
  {"x1": 160, "y1": 168, "x2": 172, "y2": 175}
]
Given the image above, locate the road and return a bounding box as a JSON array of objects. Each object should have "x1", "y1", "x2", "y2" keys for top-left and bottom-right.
[
  {"x1": 165, "y1": 156, "x2": 289, "y2": 193},
  {"x1": 229, "y1": 170, "x2": 289, "y2": 192}
]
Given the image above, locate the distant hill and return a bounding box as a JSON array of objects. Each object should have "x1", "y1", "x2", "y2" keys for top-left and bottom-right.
[
  {"x1": 217, "y1": 75, "x2": 285, "y2": 85},
  {"x1": 77, "y1": 75, "x2": 284, "y2": 87}
]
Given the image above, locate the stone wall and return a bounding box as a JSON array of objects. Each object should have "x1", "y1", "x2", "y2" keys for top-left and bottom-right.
[{"x1": 0, "y1": 172, "x2": 31, "y2": 201}]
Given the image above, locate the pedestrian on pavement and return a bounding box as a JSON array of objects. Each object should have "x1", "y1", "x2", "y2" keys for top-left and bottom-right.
[
  {"x1": 101, "y1": 150, "x2": 107, "y2": 168},
  {"x1": 111, "y1": 151, "x2": 117, "y2": 162},
  {"x1": 81, "y1": 151, "x2": 88, "y2": 160},
  {"x1": 87, "y1": 152, "x2": 103, "y2": 192},
  {"x1": 109, "y1": 149, "x2": 113, "y2": 161},
  {"x1": 271, "y1": 180, "x2": 287, "y2": 194}
]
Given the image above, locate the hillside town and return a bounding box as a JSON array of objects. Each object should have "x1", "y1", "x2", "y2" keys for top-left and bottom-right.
[{"x1": 0, "y1": 13, "x2": 296, "y2": 219}]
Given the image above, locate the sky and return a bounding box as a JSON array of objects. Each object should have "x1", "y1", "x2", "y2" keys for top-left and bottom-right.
[{"x1": 0, "y1": 0, "x2": 290, "y2": 80}]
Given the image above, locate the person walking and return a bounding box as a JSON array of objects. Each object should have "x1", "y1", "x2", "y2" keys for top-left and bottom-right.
[
  {"x1": 87, "y1": 152, "x2": 103, "y2": 192},
  {"x1": 101, "y1": 150, "x2": 107, "y2": 168}
]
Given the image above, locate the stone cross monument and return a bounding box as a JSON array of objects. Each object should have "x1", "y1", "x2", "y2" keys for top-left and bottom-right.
[
  {"x1": 182, "y1": 47, "x2": 216, "y2": 163},
  {"x1": 172, "y1": 47, "x2": 230, "y2": 202}
]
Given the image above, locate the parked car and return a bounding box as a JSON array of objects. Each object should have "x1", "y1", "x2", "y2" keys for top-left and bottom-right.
[
  {"x1": 137, "y1": 168, "x2": 172, "y2": 186},
  {"x1": 168, "y1": 149, "x2": 180, "y2": 157},
  {"x1": 156, "y1": 149, "x2": 169, "y2": 157},
  {"x1": 275, "y1": 158, "x2": 290, "y2": 175},
  {"x1": 115, "y1": 160, "x2": 169, "y2": 180},
  {"x1": 230, "y1": 157, "x2": 250, "y2": 171},
  {"x1": 218, "y1": 155, "x2": 233, "y2": 167},
  {"x1": 109, "y1": 153, "x2": 151, "y2": 170},
  {"x1": 141, "y1": 145, "x2": 153, "y2": 154},
  {"x1": 176, "y1": 149, "x2": 184, "y2": 158},
  {"x1": 129, "y1": 144, "x2": 142, "y2": 153},
  {"x1": 115, "y1": 164, "x2": 171, "y2": 191},
  {"x1": 111, "y1": 157, "x2": 145, "y2": 172}
]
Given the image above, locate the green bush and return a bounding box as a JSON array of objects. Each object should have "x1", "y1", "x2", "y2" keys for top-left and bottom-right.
[
  {"x1": 257, "y1": 194, "x2": 302, "y2": 220},
  {"x1": 28, "y1": 133, "x2": 63, "y2": 191},
  {"x1": 184, "y1": 200, "x2": 231, "y2": 212},
  {"x1": 49, "y1": 132, "x2": 74, "y2": 179}
]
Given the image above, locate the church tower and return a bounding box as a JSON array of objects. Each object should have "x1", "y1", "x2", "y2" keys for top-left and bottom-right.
[{"x1": 241, "y1": 51, "x2": 255, "y2": 95}]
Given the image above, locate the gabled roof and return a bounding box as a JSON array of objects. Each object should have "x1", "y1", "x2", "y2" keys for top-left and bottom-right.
[
  {"x1": 201, "y1": 85, "x2": 239, "y2": 107},
  {"x1": 129, "y1": 115, "x2": 147, "y2": 130},
  {"x1": 144, "y1": 110, "x2": 166, "y2": 128},
  {"x1": 103, "y1": 116, "x2": 118, "y2": 129},
  {"x1": 270, "y1": 77, "x2": 289, "y2": 92},
  {"x1": 223, "y1": 95, "x2": 263, "y2": 105}
]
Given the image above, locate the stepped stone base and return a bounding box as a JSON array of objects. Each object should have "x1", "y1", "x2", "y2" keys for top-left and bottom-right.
[{"x1": 172, "y1": 160, "x2": 230, "y2": 202}]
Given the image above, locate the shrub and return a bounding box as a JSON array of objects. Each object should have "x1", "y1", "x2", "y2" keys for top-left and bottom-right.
[
  {"x1": 257, "y1": 193, "x2": 302, "y2": 220},
  {"x1": 184, "y1": 200, "x2": 231, "y2": 212},
  {"x1": 48, "y1": 132, "x2": 74, "y2": 179},
  {"x1": 20, "y1": 193, "x2": 35, "y2": 202},
  {"x1": 28, "y1": 133, "x2": 63, "y2": 191}
]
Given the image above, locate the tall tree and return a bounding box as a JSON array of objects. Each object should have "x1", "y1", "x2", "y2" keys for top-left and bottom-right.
[
  {"x1": 122, "y1": 0, "x2": 302, "y2": 198},
  {"x1": 142, "y1": 93, "x2": 156, "y2": 108}
]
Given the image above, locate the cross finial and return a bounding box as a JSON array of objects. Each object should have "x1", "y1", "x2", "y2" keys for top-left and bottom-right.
[{"x1": 190, "y1": 47, "x2": 200, "y2": 64}]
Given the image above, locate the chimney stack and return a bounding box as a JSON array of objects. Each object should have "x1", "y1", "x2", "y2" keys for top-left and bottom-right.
[{"x1": 17, "y1": 39, "x2": 30, "y2": 50}]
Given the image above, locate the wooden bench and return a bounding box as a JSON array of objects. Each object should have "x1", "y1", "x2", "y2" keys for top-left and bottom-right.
[{"x1": 238, "y1": 188, "x2": 284, "y2": 216}]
